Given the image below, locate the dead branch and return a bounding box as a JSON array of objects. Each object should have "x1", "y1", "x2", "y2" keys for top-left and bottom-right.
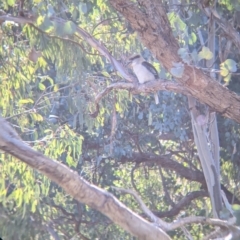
[{"x1": 111, "y1": 186, "x2": 240, "y2": 238}]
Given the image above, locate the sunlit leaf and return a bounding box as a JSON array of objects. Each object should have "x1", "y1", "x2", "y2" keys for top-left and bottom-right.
[
  {"x1": 31, "y1": 199, "x2": 38, "y2": 213},
  {"x1": 38, "y1": 82, "x2": 46, "y2": 90},
  {"x1": 198, "y1": 46, "x2": 213, "y2": 61},
  {"x1": 221, "y1": 59, "x2": 237, "y2": 72},
  {"x1": 7, "y1": 0, "x2": 15, "y2": 7},
  {"x1": 189, "y1": 32, "x2": 197, "y2": 45},
  {"x1": 19, "y1": 98, "x2": 34, "y2": 104},
  {"x1": 220, "y1": 67, "x2": 229, "y2": 77},
  {"x1": 36, "y1": 16, "x2": 53, "y2": 33}
]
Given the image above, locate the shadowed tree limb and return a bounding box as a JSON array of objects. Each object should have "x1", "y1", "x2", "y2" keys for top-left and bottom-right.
[
  {"x1": 109, "y1": 0, "x2": 240, "y2": 123},
  {"x1": 111, "y1": 186, "x2": 240, "y2": 238},
  {"x1": 1, "y1": 12, "x2": 240, "y2": 122},
  {"x1": 0, "y1": 116, "x2": 171, "y2": 240}
]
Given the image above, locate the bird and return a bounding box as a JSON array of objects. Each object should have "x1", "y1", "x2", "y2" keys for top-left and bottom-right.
[{"x1": 127, "y1": 54, "x2": 159, "y2": 104}]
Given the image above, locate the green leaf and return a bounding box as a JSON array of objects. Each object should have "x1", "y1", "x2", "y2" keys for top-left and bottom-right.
[
  {"x1": 7, "y1": 0, "x2": 15, "y2": 7},
  {"x1": 101, "y1": 71, "x2": 110, "y2": 77},
  {"x1": 223, "y1": 74, "x2": 231, "y2": 84},
  {"x1": 54, "y1": 22, "x2": 65, "y2": 37},
  {"x1": 222, "y1": 59, "x2": 237, "y2": 72},
  {"x1": 198, "y1": 46, "x2": 213, "y2": 61},
  {"x1": 31, "y1": 199, "x2": 38, "y2": 213},
  {"x1": 72, "y1": 8, "x2": 79, "y2": 21},
  {"x1": 66, "y1": 154, "x2": 76, "y2": 167},
  {"x1": 19, "y1": 99, "x2": 34, "y2": 104},
  {"x1": 219, "y1": 59, "x2": 236, "y2": 83},
  {"x1": 31, "y1": 113, "x2": 43, "y2": 121},
  {"x1": 220, "y1": 67, "x2": 229, "y2": 77},
  {"x1": 36, "y1": 16, "x2": 53, "y2": 33},
  {"x1": 63, "y1": 21, "x2": 77, "y2": 35},
  {"x1": 189, "y1": 32, "x2": 197, "y2": 45},
  {"x1": 38, "y1": 82, "x2": 46, "y2": 91}
]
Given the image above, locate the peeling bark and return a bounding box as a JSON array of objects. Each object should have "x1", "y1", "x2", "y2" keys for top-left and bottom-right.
[
  {"x1": 0, "y1": 117, "x2": 171, "y2": 240},
  {"x1": 109, "y1": 0, "x2": 240, "y2": 123}
]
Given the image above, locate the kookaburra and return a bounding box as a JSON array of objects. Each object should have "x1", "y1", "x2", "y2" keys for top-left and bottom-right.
[{"x1": 128, "y1": 54, "x2": 159, "y2": 104}]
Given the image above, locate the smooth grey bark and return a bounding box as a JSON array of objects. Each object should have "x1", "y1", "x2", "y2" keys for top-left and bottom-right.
[{"x1": 0, "y1": 117, "x2": 171, "y2": 240}]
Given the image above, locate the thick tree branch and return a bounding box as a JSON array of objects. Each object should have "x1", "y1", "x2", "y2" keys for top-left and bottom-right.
[
  {"x1": 110, "y1": 186, "x2": 240, "y2": 238},
  {"x1": 112, "y1": 187, "x2": 217, "y2": 233},
  {"x1": 123, "y1": 153, "x2": 204, "y2": 183},
  {"x1": 2, "y1": 12, "x2": 240, "y2": 122},
  {"x1": 154, "y1": 190, "x2": 208, "y2": 218},
  {"x1": 0, "y1": 116, "x2": 171, "y2": 240},
  {"x1": 110, "y1": 0, "x2": 240, "y2": 123},
  {"x1": 112, "y1": 186, "x2": 169, "y2": 229},
  {"x1": 118, "y1": 152, "x2": 240, "y2": 205},
  {"x1": 94, "y1": 80, "x2": 190, "y2": 105},
  {"x1": 0, "y1": 14, "x2": 132, "y2": 82},
  {"x1": 82, "y1": 140, "x2": 240, "y2": 205}
]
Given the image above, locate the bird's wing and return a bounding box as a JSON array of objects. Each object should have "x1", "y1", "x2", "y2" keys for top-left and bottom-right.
[{"x1": 142, "y1": 61, "x2": 158, "y2": 79}]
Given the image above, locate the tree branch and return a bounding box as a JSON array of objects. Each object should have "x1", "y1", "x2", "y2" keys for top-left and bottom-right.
[
  {"x1": 94, "y1": 80, "x2": 190, "y2": 105},
  {"x1": 110, "y1": 0, "x2": 240, "y2": 124},
  {"x1": 198, "y1": 3, "x2": 240, "y2": 51},
  {"x1": 0, "y1": 116, "x2": 171, "y2": 240},
  {"x1": 153, "y1": 191, "x2": 208, "y2": 218},
  {"x1": 111, "y1": 186, "x2": 240, "y2": 238},
  {"x1": 112, "y1": 186, "x2": 169, "y2": 229}
]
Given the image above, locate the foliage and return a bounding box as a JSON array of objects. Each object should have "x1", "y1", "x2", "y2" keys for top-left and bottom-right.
[{"x1": 0, "y1": 0, "x2": 240, "y2": 239}]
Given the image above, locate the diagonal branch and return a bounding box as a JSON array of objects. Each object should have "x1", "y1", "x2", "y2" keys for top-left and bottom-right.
[
  {"x1": 0, "y1": 116, "x2": 171, "y2": 240},
  {"x1": 110, "y1": 0, "x2": 240, "y2": 124},
  {"x1": 0, "y1": 14, "x2": 132, "y2": 82},
  {"x1": 111, "y1": 186, "x2": 240, "y2": 238},
  {"x1": 112, "y1": 186, "x2": 170, "y2": 229},
  {"x1": 2, "y1": 12, "x2": 240, "y2": 122},
  {"x1": 198, "y1": 3, "x2": 240, "y2": 51},
  {"x1": 154, "y1": 190, "x2": 208, "y2": 218}
]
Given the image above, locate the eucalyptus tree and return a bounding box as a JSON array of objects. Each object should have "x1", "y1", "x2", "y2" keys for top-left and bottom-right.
[{"x1": 0, "y1": 0, "x2": 240, "y2": 239}]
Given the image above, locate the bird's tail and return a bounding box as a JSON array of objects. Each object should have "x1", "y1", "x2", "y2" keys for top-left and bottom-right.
[{"x1": 154, "y1": 93, "x2": 159, "y2": 105}]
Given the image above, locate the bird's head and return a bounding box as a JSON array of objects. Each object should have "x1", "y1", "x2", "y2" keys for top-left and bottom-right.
[{"x1": 127, "y1": 54, "x2": 143, "y2": 67}]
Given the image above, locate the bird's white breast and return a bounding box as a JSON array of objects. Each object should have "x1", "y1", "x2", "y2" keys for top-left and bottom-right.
[{"x1": 132, "y1": 63, "x2": 156, "y2": 83}]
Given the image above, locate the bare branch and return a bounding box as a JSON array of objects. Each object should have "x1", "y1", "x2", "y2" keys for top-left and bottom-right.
[
  {"x1": 94, "y1": 80, "x2": 190, "y2": 104},
  {"x1": 158, "y1": 167, "x2": 175, "y2": 207},
  {"x1": 110, "y1": 0, "x2": 240, "y2": 124},
  {"x1": 0, "y1": 14, "x2": 132, "y2": 82},
  {"x1": 111, "y1": 186, "x2": 170, "y2": 230},
  {"x1": 111, "y1": 186, "x2": 240, "y2": 237},
  {"x1": 198, "y1": 4, "x2": 240, "y2": 51},
  {"x1": 154, "y1": 191, "x2": 208, "y2": 218},
  {"x1": 0, "y1": 116, "x2": 171, "y2": 240}
]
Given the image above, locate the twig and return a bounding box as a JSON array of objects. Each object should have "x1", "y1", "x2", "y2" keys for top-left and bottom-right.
[{"x1": 111, "y1": 186, "x2": 170, "y2": 230}]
